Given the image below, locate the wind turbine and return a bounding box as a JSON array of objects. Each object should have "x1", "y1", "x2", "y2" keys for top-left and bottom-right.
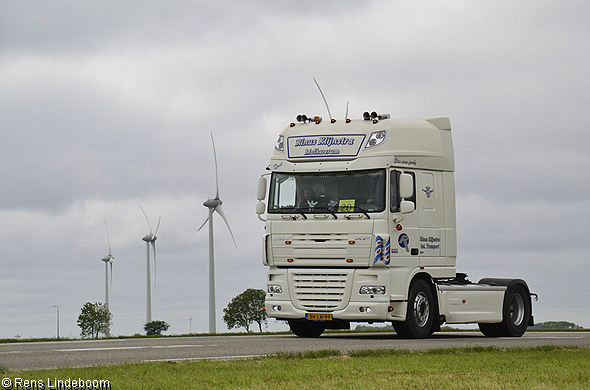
[
  {"x1": 198, "y1": 132, "x2": 238, "y2": 334},
  {"x1": 101, "y1": 219, "x2": 114, "y2": 311},
  {"x1": 141, "y1": 206, "x2": 160, "y2": 324}
]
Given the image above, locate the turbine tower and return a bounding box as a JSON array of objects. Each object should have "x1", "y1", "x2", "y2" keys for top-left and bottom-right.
[
  {"x1": 198, "y1": 132, "x2": 238, "y2": 334},
  {"x1": 101, "y1": 219, "x2": 114, "y2": 311},
  {"x1": 141, "y1": 206, "x2": 160, "y2": 324}
]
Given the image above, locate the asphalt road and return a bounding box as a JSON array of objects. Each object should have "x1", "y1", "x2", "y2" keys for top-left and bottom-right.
[{"x1": 2, "y1": 331, "x2": 589, "y2": 371}]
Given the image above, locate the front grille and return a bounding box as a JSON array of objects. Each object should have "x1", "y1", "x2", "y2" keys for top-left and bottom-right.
[{"x1": 291, "y1": 272, "x2": 348, "y2": 311}]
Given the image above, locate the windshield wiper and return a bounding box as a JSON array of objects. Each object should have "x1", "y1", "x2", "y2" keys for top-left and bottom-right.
[
  {"x1": 314, "y1": 205, "x2": 338, "y2": 219},
  {"x1": 281, "y1": 207, "x2": 307, "y2": 219},
  {"x1": 353, "y1": 206, "x2": 371, "y2": 219}
]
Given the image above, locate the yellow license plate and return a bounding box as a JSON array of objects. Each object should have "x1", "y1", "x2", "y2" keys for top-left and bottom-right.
[{"x1": 306, "y1": 313, "x2": 333, "y2": 321}]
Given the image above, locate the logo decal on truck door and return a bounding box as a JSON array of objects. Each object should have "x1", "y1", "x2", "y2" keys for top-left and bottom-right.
[
  {"x1": 398, "y1": 233, "x2": 410, "y2": 252},
  {"x1": 422, "y1": 186, "x2": 434, "y2": 198}
]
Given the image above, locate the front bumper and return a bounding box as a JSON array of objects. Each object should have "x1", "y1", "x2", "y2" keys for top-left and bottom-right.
[{"x1": 265, "y1": 267, "x2": 409, "y2": 322}]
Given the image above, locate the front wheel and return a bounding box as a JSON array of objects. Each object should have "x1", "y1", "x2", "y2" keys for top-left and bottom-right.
[
  {"x1": 394, "y1": 278, "x2": 435, "y2": 339},
  {"x1": 288, "y1": 321, "x2": 325, "y2": 338}
]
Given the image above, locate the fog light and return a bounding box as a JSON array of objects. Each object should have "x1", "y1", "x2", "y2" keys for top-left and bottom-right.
[
  {"x1": 272, "y1": 305, "x2": 282, "y2": 312},
  {"x1": 359, "y1": 286, "x2": 386, "y2": 295},
  {"x1": 267, "y1": 285, "x2": 283, "y2": 294}
]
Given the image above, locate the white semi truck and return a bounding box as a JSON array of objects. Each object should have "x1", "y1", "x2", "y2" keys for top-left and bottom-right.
[{"x1": 256, "y1": 112, "x2": 536, "y2": 338}]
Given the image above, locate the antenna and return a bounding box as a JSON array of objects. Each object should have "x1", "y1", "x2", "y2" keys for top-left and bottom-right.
[
  {"x1": 345, "y1": 101, "x2": 349, "y2": 121},
  {"x1": 314, "y1": 78, "x2": 332, "y2": 121}
]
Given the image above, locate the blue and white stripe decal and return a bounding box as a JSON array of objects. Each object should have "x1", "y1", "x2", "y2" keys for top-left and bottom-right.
[{"x1": 374, "y1": 234, "x2": 390, "y2": 265}]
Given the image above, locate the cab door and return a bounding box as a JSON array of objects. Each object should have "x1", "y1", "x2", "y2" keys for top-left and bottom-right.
[
  {"x1": 389, "y1": 170, "x2": 420, "y2": 260},
  {"x1": 418, "y1": 171, "x2": 445, "y2": 270}
]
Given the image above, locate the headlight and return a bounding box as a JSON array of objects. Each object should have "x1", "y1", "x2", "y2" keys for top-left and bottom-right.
[
  {"x1": 359, "y1": 286, "x2": 386, "y2": 295},
  {"x1": 268, "y1": 285, "x2": 283, "y2": 294}
]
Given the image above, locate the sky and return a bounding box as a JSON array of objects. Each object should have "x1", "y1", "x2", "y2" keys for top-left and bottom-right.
[{"x1": 1, "y1": 0, "x2": 589, "y2": 339}]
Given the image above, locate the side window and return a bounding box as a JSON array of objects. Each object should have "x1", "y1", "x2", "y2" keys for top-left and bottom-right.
[{"x1": 390, "y1": 170, "x2": 416, "y2": 212}]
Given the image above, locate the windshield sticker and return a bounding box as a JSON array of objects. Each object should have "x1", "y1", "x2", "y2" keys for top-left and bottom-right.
[
  {"x1": 338, "y1": 199, "x2": 356, "y2": 212},
  {"x1": 398, "y1": 233, "x2": 410, "y2": 252},
  {"x1": 287, "y1": 134, "x2": 366, "y2": 159},
  {"x1": 327, "y1": 199, "x2": 339, "y2": 212}
]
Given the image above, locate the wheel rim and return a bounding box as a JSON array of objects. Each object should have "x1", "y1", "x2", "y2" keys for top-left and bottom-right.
[
  {"x1": 510, "y1": 293, "x2": 525, "y2": 326},
  {"x1": 413, "y1": 291, "x2": 430, "y2": 327}
]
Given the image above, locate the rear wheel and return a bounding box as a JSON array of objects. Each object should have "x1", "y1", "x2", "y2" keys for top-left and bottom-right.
[
  {"x1": 500, "y1": 284, "x2": 530, "y2": 337},
  {"x1": 478, "y1": 323, "x2": 501, "y2": 337},
  {"x1": 394, "y1": 278, "x2": 435, "y2": 339},
  {"x1": 480, "y1": 284, "x2": 531, "y2": 337},
  {"x1": 288, "y1": 320, "x2": 325, "y2": 338}
]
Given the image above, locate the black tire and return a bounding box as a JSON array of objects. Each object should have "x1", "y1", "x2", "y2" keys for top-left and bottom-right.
[
  {"x1": 498, "y1": 284, "x2": 531, "y2": 337},
  {"x1": 480, "y1": 284, "x2": 531, "y2": 337},
  {"x1": 395, "y1": 278, "x2": 435, "y2": 339},
  {"x1": 288, "y1": 320, "x2": 325, "y2": 338},
  {"x1": 478, "y1": 323, "x2": 501, "y2": 337}
]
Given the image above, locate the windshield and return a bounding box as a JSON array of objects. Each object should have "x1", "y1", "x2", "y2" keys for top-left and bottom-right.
[{"x1": 268, "y1": 169, "x2": 385, "y2": 214}]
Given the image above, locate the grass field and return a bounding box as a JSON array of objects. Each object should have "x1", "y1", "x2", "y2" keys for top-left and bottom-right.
[{"x1": 2, "y1": 345, "x2": 589, "y2": 389}]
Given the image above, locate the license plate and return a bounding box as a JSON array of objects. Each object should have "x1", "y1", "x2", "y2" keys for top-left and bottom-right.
[{"x1": 306, "y1": 313, "x2": 332, "y2": 321}]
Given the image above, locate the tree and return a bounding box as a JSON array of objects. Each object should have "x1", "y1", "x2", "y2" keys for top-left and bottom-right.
[
  {"x1": 533, "y1": 321, "x2": 583, "y2": 329},
  {"x1": 77, "y1": 302, "x2": 112, "y2": 339},
  {"x1": 144, "y1": 320, "x2": 170, "y2": 336},
  {"x1": 223, "y1": 288, "x2": 267, "y2": 332}
]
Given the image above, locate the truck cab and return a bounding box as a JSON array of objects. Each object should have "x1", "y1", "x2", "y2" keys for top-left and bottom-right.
[{"x1": 257, "y1": 113, "x2": 534, "y2": 338}]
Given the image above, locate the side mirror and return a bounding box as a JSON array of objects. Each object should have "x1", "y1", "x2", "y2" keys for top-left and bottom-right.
[
  {"x1": 399, "y1": 173, "x2": 414, "y2": 199},
  {"x1": 257, "y1": 177, "x2": 267, "y2": 201},
  {"x1": 256, "y1": 201, "x2": 266, "y2": 215},
  {"x1": 400, "y1": 200, "x2": 415, "y2": 214},
  {"x1": 256, "y1": 176, "x2": 267, "y2": 221}
]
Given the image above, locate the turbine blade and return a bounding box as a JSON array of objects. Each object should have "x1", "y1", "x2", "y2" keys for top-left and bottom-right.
[
  {"x1": 151, "y1": 241, "x2": 157, "y2": 293},
  {"x1": 211, "y1": 132, "x2": 220, "y2": 199},
  {"x1": 154, "y1": 216, "x2": 161, "y2": 236},
  {"x1": 197, "y1": 215, "x2": 209, "y2": 232},
  {"x1": 140, "y1": 205, "x2": 153, "y2": 234},
  {"x1": 104, "y1": 218, "x2": 112, "y2": 256},
  {"x1": 215, "y1": 204, "x2": 238, "y2": 249}
]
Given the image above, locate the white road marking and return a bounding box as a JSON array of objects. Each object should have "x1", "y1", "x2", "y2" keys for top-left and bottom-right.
[{"x1": 54, "y1": 344, "x2": 203, "y2": 352}]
